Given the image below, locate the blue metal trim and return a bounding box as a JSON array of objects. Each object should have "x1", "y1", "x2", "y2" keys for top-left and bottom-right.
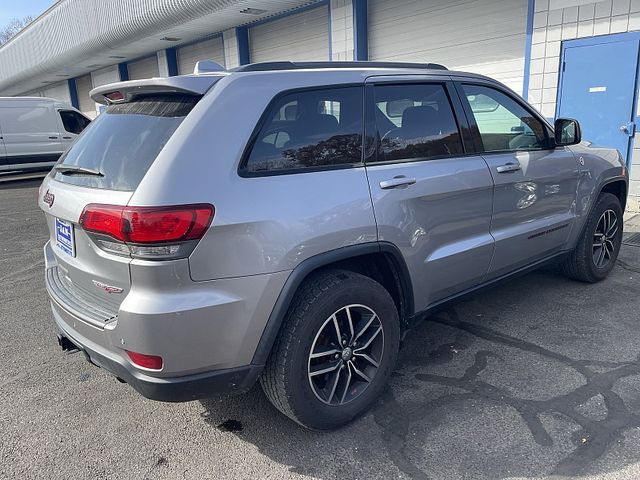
[
  {"x1": 522, "y1": 0, "x2": 535, "y2": 100},
  {"x1": 561, "y1": 31, "x2": 640, "y2": 48},
  {"x1": 353, "y1": 0, "x2": 368, "y2": 61},
  {"x1": 67, "y1": 78, "x2": 79, "y2": 109},
  {"x1": 557, "y1": 31, "x2": 640, "y2": 169},
  {"x1": 166, "y1": 47, "x2": 178, "y2": 76},
  {"x1": 236, "y1": 26, "x2": 250, "y2": 65},
  {"x1": 327, "y1": 2, "x2": 332, "y2": 60},
  {"x1": 220, "y1": 32, "x2": 226, "y2": 67},
  {"x1": 118, "y1": 62, "x2": 129, "y2": 81}
]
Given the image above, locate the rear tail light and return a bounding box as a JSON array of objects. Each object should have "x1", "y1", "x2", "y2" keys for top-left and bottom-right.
[
  {"x1": 79, "y1": 204, "x2": 214, "y2": 259},
  {"x1": 126, "y1": 350, "x2": 163, "y2": 370}
]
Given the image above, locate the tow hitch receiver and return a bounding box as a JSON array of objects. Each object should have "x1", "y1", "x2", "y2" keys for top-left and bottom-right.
[{"x1": 57, "y1": 334, "x2": 80, "y2": 354}]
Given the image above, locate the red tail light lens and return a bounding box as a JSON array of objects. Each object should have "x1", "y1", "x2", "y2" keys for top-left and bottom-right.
[
  {"x1": 126, "y1": 350, "x2": 163, "y2": 370},
  {"x1": 79, "y1": 204, "x2": 214, "y2": 244},
  {"x1": 105, "y1": 91, "x2": 124, "y2": 101}
]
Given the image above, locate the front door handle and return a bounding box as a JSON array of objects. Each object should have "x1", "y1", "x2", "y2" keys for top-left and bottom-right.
[
  {"x1": 496, "y1": 163, "x2": 521, "y2": 173},
  {"x1": 379, "y1": 176, "x2": 417, "y2": 189},
  {"x1": 48, "y1": 136, "x2": 58, "y2": 140}
]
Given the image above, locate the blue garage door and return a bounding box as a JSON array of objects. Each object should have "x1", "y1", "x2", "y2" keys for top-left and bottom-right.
[{"x1": 557, "y1": 33, "x2": 640, "y2": 166}]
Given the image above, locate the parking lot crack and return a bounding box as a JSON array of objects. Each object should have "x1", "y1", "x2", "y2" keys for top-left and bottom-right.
[{"x1": 373, "y1": 308, "x2": 640, "y2": 478}]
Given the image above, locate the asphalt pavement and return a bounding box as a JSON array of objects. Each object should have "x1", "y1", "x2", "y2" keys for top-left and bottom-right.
[{"x1": 2, "y1": 178, "x2": 640, "y2": 480}]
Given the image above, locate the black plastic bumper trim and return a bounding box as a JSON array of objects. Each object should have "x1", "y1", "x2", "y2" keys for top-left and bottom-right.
[{"x1": 59, "y1": 332, "x2": 262, "y2": 402}]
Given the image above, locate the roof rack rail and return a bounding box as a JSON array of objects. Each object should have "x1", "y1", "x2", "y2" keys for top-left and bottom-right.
[{"x1": 232, "y1": 61, "x2": 448, "y2": 72}]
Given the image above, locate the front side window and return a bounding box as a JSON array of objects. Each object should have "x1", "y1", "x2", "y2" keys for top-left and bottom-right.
[
  {"x1": 243, "y1": 87, "x2": 363, "y2": 173},
  {"x1": 371, "y1": 83, "x2": 464, "y2": 163},
  {"x1": 59, "y1": 110, "x2": 91, "y2": 134},
  {"x1": 462, "y1": 84, "x2": 550, "y2": 152}
]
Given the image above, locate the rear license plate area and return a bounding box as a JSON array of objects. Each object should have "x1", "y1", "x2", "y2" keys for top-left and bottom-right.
[{"x1": 55, "y1": 218, "x2": 75, "y2": 257}]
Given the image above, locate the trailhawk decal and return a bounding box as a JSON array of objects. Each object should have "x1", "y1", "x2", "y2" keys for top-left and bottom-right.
[{"x1": 92, "y1": 280, "x2": 124, "y2": 294}]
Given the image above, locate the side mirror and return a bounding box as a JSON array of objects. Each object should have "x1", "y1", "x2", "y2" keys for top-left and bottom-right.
[{"x1": 554, "y1": 118, "x2": 581, "y2": 146}]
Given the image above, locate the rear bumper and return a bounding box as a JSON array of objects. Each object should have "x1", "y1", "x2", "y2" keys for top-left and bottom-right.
[
  {"x1": 57, "y1": 324, "x2": 261, "y2": 401},
  {"x1": 43, "y1": 240, "x2": 288, "y2": 400}
]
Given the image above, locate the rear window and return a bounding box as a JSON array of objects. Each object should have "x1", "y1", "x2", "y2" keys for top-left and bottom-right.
[{"x1": 53, "y1": 94, "x2": 199, "y2": 191}]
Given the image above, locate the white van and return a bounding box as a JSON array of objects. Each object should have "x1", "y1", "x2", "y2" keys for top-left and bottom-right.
[{"x1": 0, "y1": 97, "x2": 91, "y2": 172}]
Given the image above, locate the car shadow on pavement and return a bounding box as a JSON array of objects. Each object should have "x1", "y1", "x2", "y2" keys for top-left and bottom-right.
[{"x1": 199, "y1": 248, "x2": 640, "y2": 480}]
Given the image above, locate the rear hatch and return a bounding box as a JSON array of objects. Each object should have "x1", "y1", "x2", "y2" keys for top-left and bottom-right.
[{"x1": 41, "y1": 77, "x2": 219, "y2": 325}]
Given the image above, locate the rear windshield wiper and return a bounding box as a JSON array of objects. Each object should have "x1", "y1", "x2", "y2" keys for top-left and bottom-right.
[{"x1": 54, "y1": 165, "x2": 104, "y2": 177}]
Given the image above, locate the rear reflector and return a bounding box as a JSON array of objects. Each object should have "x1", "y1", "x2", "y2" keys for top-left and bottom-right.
[
  {"x1": 79, "y1": 204, "x2": 214, "y2": 244},
  {"x1": 126, "y1": 350, "x2": 163, "y2": 370}
]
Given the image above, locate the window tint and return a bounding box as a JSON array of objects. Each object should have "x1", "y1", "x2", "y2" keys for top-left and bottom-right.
[
  {"x1": 53, "y1": 94, "x2": 199, "y2": 191},
  {"x1": 462, "y1": 84, "x2": 549, "y2": 152},
  {"x1": 372, "y1": 83, "x2": 463, "y2": 162},
  {"x1": 59, "y1": 110, "x2": 91, "y2": 134},
  {"x1": 244, "y1": 87, "x2": 363, "y2": 173}
]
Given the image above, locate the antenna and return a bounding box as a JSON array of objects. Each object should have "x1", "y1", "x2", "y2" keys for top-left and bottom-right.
[{"x1": 193, "y1": 60, "x2": 225, "y2": 75}]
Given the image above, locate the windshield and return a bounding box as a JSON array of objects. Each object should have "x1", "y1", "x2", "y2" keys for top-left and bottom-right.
[{"x1": 53, "y1": 94, "x2": 200, "y2": 191}]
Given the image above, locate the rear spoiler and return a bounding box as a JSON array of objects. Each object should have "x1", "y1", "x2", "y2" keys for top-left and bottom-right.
[{"x1": 90, "y1": 75, "x2": 225, "y2": 105}]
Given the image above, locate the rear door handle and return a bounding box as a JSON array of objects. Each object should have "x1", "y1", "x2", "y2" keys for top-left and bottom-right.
[
  {"x1": 496, "y1": 163, "x2": 521, "y2": 173},
  {"x1": 48, "y1": 136, "x2": 58, "y2": 140},
  {"x1": 379, "y1": 176, "x2": 417, "y2": 189}
]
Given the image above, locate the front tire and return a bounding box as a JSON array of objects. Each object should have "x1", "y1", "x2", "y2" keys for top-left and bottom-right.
[
  {"x1": 562, "y1": 192, "x2": 623, "y2": 282},
  {"x1": 260, "y1": 270, "x2": 400, "y2": 430}
]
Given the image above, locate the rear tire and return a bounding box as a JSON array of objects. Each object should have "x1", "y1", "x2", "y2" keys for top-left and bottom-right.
[
  {"x1": 260, "y1": 269, "x2": 400, "y2": 430},
  {"x1": 562, "y1": 192, "x2": 623, "y2": 283}
]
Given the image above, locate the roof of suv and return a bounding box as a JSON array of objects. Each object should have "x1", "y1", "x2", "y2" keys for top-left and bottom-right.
[
  {"x1": 91, "y1": 61, "x2": 499, "y2": 105},
  {"x1": 231, "y1": 61, "x2": 450, "y2": 72}
]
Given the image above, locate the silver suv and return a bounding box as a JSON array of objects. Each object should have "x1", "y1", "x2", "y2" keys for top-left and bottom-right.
[{"x1": 40, "y1": 61, "x2": 628, "y2": 429}]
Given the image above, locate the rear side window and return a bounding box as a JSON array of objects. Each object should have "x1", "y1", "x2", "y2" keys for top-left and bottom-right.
[
  {"x1": 53, "y1": 94, "x2": 199, "y2": 191},
  {"x1": 59, "y1": 110, "x2": 91, "y2": 134},
  {"x1": 243, "y1": 86, "x2": 363, "y2": 174},
  {"x1": 371, "y1": 83, "x2": 464, "y2": 163}
]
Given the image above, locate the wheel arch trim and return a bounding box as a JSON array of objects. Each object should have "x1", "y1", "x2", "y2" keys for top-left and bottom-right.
[{"x1": 250, "y1": 241, "x2": 414, "y2": 366}]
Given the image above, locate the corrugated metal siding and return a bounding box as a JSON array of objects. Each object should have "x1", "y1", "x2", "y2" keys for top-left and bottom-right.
[
  {"x1": 368, "y1": 0, "x2": 528, "y2": 94},
  {"x1": 0, "y1": 0, "x2": 314, "y2": 96},
  {"x1": 177, "y1": 37, "x2": 225, "y2": 74},
  {"x1": 42, "y1": 82, "x2": 71, "y2": 104},
  {"x1": 91, "y1": 66, "x2": 120, "y2": 88},
  {"x1": 127, "y1": 56, "x2": 160, "y2": 80},
  {"x1": 76, "y1": 74, "x2": 95, "y2": 119},
  {"x1": 249, "y1": 6, "x2": 330, "y2": 62}
]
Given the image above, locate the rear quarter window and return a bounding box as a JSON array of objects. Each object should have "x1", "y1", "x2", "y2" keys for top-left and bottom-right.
[
  {"x1": 242, "y1": 86, "x2": 364, "y2": 174},
  {"x1": 53, "y1": 94, "x2": 199, "y2": 191}
]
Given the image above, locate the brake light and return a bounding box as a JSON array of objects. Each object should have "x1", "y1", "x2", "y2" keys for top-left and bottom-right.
[
  {"x1": 79, "y1": 204, "x2": 214, "y2": 244},
  {"x1": 126, "y1": 350, "x2": 163, "y2": 370},
  {"x1": 105, "y1": 91, "x2": 124, "y2": 102}
]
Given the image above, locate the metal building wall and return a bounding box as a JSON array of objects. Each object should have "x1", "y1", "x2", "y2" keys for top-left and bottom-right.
[
  {"x1": 75, "y1": 75, "x2": 95, "y2": 118},
  {"x1": 41, "y1": 82, "x2": 71, "y2": 104},
  {"x1": 368, "y1": 0, "x2": 528, "y2": 94},
  {"x1": 177, "y1": 37, "x2": 225, "y2": 74},
  {"x1": 127, "y1": 56, "x2": 160, "y2": 80},
  {"x1": 249, "y1": 6, "x2": 330, "y2": 62},
  {"x1": 529, "y1": 0, "x2": 640, "y2": 209}
]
